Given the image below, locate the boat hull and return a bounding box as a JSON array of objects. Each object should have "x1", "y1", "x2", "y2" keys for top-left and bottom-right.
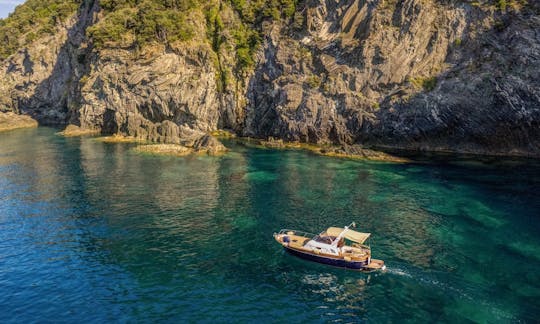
[{"x1": 284, "y1": 246, "x2": 368, "y2": 270}]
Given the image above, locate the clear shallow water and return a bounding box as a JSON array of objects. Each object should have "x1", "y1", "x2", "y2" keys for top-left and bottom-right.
[{"x1": 1, "y1": 128, "x2": 539, "y2": 322}]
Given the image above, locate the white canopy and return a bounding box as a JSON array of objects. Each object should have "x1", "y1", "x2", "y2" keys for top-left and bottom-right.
[{"x1": 325, "y1": 227, "x2": 371, "y2": 244}]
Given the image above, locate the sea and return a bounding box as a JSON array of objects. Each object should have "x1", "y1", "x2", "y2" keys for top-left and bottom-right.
[{"x1": 1, "y1": 127, "x2": 539, "y2": 322}]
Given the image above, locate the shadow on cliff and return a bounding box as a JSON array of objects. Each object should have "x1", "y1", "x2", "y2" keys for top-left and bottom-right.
[{"x1": 22, "y1": 0, "x2": 99, "y2": 127}]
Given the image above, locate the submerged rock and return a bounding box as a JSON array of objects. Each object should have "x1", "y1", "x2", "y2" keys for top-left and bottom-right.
[
  {"x1": 58, "y1": 124, "x2": 100, "y2": 137},
  {"x1": 134, "y1": 144, "x2": 192, "y2": 157},
  {"x1": 134, "y1": 134, "x2": 227, "y2": 157},
  {"x1": 254, "y1": 137, "x2": 407, "y2": 162}
]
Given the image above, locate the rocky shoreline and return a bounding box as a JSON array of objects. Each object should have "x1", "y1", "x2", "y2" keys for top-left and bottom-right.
[
  {"x1": 237, "y1": 137, "x2": 409, "y2": 162},
  {"x1": 371, "y1": 144, "x2": 540, "y2": 160},
  {"x1": 0, "y1": 1, "x2": 538, "y2": 157},
  {"x1": 0, "y1": 112, "x2": 38, "y2": 132},
  {"x1": 57, "y1": 125, "x2": 101, "y2": 137}
]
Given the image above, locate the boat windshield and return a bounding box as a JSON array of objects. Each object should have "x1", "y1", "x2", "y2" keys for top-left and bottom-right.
[{"x1": 313, "y1": 235, "x2": 336, "y2": 244}]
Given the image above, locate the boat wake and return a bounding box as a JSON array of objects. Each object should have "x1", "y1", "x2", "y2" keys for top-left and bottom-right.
[
  {"x1": 384, "y1": 266, "x2": 413, "y2": 278},
  {"x1": 385, "y1": 264, "x2": 487, "y2": 301},
  {"x1": 381, "y1": 263, "x2": 517, "y2": 321},
  {"x1": 384, "y1": 264, "x2": 459, "y2": 291}
]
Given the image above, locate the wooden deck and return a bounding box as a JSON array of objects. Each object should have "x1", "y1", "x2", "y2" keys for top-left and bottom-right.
[{"x1": 284, "y1": 234, "x2": 310, "y2": 249}]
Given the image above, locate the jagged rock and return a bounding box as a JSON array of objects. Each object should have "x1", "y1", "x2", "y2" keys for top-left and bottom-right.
[
  {"x1": 192, "y1": 134, "x2": 228, "y2": 155},
  {"x1": 0, "y1": 0, "x2": 539, "y2": 157},
  {"x1": 244, "y1": 0, "x2": 539, "y2": 156},
  {"x1": 0, "y1": 0, "x2": 99, "y2": 125}
]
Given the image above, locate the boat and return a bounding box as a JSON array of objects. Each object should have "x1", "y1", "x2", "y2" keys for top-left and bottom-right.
[{"x1": 273, "y1": 222, "x2": 386, "y2": 271}]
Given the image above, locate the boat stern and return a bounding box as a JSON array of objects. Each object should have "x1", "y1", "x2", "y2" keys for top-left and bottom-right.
[{"x1": 363, "y1": 259, "x2": 386, "y2": 272}]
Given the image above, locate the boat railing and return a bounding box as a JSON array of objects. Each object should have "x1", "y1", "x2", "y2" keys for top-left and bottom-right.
[{"x1": 276, "y1": 229, "x2": 317, "y2": 239}]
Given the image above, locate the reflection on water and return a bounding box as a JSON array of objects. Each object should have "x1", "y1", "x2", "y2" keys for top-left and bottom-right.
[{"x1": 0, "y1": 128, "x2": 539, "y2": 322}]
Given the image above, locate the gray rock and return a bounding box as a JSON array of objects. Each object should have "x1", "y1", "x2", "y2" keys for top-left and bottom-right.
[
  {"x1": 192, "y1": 134, "x2": 228, "y2": 155},
  {"x1": 0, "y1": 0, "x2": 538, "y2": 157},
  {"x1": 244, "y1": 0, "x2": 540, "y2": 156}
]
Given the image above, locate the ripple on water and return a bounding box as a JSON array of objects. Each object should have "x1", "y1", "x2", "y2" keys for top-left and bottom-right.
[
  {"x1": 242, "y1": 170, "x2": 278, "y2": 182},
  {"x1": 0, "y1": 128, "x2": 539, "y2": 322}
]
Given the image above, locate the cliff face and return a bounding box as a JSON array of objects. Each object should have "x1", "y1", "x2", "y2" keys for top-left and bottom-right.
[
  {"x1": 1, "y1": 0, "x2": 539, "y2": 156},
  {"x1": 246, "y1": 0, "x2": 540, "y2": 155},
  {"x1": 0, "y1": 0, "x2": 96, "y2": 124},
  {"x1": 246, "y1": 0, "x2": 467, "y2": 142},
  {"x1": 369, "y1": 2, "x2": 540, "y2": 155},
  {"x1": 74, "y1": 2, "x2": 249, "y2": 143}
]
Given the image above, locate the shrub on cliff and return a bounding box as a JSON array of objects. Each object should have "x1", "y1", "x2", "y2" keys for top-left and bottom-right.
[
  {"x1": 410, "y1": 76, "x2": 438, "y2": 92},
  {"x1": 0, "y1": 0, "x2": 79, "y2": 60},
  {"x1": 87, "y1": 0, "x2": 196, "y2": 49},
  {"x1": 230, "y1": 0, "x2": 299, "y2": 23},
  {"x1": 87, "y1": 0, "x2": 301, "y2": 74}
]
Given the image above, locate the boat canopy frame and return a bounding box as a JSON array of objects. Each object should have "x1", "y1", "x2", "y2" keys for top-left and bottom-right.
[
  {"x1": 277, "y1": 225, "x2": 371, "y2": 246},
  {"x1": 324, "y1": 226, "x2": 371, "y2": 245},
  {"x1": 277, "y1": 229, "x2": 317, "y2": 239}
]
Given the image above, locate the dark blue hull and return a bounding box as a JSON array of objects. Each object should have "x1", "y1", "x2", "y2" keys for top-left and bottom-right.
[{"x1": 285, "y1": 247, "x2": 368, "y2": 270}]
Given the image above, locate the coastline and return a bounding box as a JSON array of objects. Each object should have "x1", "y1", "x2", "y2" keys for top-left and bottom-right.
[
  {"x1": 217, "y1": 135, "x2": 410, "y2": 163},
  {"x1": 371, "y1": 144, "x2": 540, "y2": 160},
  {"x1": 26, "y1": 123, "x2": 540, "y2": 161}
]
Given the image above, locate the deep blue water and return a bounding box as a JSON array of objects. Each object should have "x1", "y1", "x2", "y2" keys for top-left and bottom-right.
[{"x1": 1, "y1": 127, "x2": 539, "y2": 322}]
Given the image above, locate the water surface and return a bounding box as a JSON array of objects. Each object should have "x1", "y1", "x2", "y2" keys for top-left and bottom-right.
[{"x1": 1, "y1": 128, "x2": 539, "y2": 322}]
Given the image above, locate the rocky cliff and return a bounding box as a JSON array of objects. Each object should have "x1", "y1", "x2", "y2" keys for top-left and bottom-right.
[{"x1": 1, "y1": 0, "x2": 539, "y2": 157}]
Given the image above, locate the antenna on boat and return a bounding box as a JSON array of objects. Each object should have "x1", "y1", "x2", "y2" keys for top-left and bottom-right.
[{"x1": 351, "y1": 222, "x2": 356, "y2": 228}]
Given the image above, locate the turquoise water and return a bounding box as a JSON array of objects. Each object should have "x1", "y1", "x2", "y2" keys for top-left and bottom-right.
[{"x1": 1, "y1": 128, "x2": 539, "y2": 322}]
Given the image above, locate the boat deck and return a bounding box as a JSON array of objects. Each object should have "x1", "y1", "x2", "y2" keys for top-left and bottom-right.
[{"x1": 284, "y1": 234, "x2": 310, "y2": 249}]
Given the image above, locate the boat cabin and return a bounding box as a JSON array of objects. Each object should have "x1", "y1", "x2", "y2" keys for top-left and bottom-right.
[
  {"x1": 302, "y1": 226, "x2": 371, "y2": 256},
  {"x1": 274, "y1": 222, "x2": 385, "y2": 271}
]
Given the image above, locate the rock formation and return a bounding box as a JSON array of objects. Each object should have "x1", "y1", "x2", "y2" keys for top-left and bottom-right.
[
  {"x1": 0, "y1": 111, "x2": 38, "y2": 132},
  {"x1": 246, "y1": 0, "x2": 540, "y2": 156},
  {"x1": 0, "y1": 0, "x2": 538, "y2": 157}
]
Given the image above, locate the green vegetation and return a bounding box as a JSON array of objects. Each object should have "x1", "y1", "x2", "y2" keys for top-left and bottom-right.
[
  {"x1": 88, "y1": 0, "x2": 301, "y2": 52},
  {"x1": 467, "y1": 0, "x2": 530, "y2": 11},
  {"x1": 229, "y1": 0, "x2": 299, "y2": 24},
  {"x1": 409, "y1": 76, "x2": 438, "y2": 92},
  {"x1": 0, "y1": 0, "x2": 303, "y2": 91},
  {"x1": 87, "y1": 0, "x2": 302, "y2": 85},
  {"x1": 0, "y1": 0, "x2": 79, "y2": 60},
  {"x1": 87, "y1": 0, "x2": 197, "y2": 48},
  {"x1": 0, "y1": 0, "x2": 303, "y2": 89},
  {"x1": 306, "y1": 74, "x2": 322, "y2": 89}
]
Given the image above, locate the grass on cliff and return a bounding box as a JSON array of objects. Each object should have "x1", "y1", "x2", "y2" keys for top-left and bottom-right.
[
  {"x1": 410, "y1": 76, "x2": 438, "y2": 92},
  {"x1": 468, "y1": 0, "x2": 532, "y2": 11},
  {"x1": 0, "y1": 0, "x2": 79, "y2": 60}
]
